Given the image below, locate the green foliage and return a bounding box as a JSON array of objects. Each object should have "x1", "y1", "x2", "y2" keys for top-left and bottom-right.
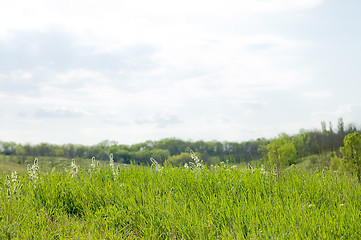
[
  {"x1": 302, "y1": 152, "x2": 334, "y2": 171},
  {"x1": 265, "y1": 133, "x2": 297, "y2": 169},
  {"x1": 1, "y1": 137, "x2": 269, "y2": 165},
  {"x1": 332, "y1": 132, "x2": 361, "y2": 177},
  {"x1": 0, "y1": 142, "x2": 16, "y2": 155},
  {"x1": 1, "y1": 118, "x2": 360, "y2": 170},
  {"x1": 167, "y1": 152, "x2": 193, "y2": 166},
  {"x1": 0, "y1": 160, "x2": 360, "y2": 239},
  {"x1": 338, "y1": 118, "x2": 345, "y2": 134}
]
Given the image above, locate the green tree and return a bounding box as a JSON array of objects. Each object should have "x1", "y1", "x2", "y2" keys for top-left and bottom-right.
[
  {"x1": 35, "y1": 143, "x2": 55, "y2": 157},
  {"x1": 329, "y1": 121, "x2": 334, "y2": 134},
  {"x1": 265, "y1": 133, "x2": 297, "y2": 169},
  {"x1": 54, "y1": 146, "x2": 64, "y2": 157},
  {"x1": 133, "y1": 149, "x2": 152, "y2": 164},
  {"x1": 338, "y1": 118, "x2": 345, "y2": 134},
  {"x1": 1, "y1": 142, "x2": 17, "y2": 155},
  {"x1": 332, "y1": 132, "x2": 361, "y2": 177},
  {"x1": 15, "y1": 144, "x2": 26, "y2": 163},
  {"x1": 167, "y1": 152, "x2": 203, "y2": 167},
  {"x1": 321, "y1": 121, "x2": 327, "y2": 134},
  {"x1": 24, "y1": 144, "x2": 34, "y2": 157},
  {"x1": 150, "y1": 149, "x2": 170, "y2": 164}
]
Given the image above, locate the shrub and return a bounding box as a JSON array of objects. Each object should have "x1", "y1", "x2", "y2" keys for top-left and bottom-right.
[
  {"x1": 265, "y1": 133, "x2": 297, "y2": 169},
  {"x1": 332, "y1": 132, "x2": 361, "y2": 178}
]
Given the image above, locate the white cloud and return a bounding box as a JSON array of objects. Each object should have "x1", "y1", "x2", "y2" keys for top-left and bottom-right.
[
  {"x1": 301, "y1": 91, "x2": 331, "y2": 98},
  {"x1": 232, "y1": 101, "x2": 268, "y2": 117},
  {"x1": 5, "y1": 0, "x2": 361, "y2": 147},
  {"x1": 311, "y1": 104, "x2": 361, "y2": 124},
  {"x1": 21, "y1": 72, "x2": 32, "y2": 79},
  {"x1": 35, "y1": 107, "x2": 90, "y2": 118},
  {"x1": 135, "y1": 111, "x2": 182, "y2": 128},
  {"x1": 253, "y1": 0, "x2": 323, "y2": 12},
  {"x1": 0, "y1": 0, "x2": 323, "y2": 39}
]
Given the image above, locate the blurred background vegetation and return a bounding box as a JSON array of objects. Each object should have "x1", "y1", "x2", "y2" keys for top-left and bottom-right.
[{"x1": 1, "y1": 118, "x2": 360, "y2": 173}]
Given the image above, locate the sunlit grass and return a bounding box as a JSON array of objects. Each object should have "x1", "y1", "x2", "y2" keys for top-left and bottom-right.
[
  {"x1": 0, "y1": 155, "x2": 111, "y2": 173},
  {"x1": 0, "y1": 162, "x2": 27, "y2": 173},
  {"x1": 0, "y1": 157, "x2": 360, "y2": 239}
]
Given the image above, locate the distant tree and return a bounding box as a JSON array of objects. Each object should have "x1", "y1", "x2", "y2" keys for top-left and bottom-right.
[
  {"x1": 1, "y1": 142, "x2": 17, "y2": 155},
  {"x1": 332, "y1": 132, "x2": 361, "y2": 178},
  {"x1": 167, "y1": 152, "x2": 203, "y2": 167},
  {"x1": 109, "y1": 145, "x2": 132, "y2": 163},
  {"x1": 321, "y1": 121, "x2": 327, "y2": 134},
  {"x1": 155, "y1": 138, "x2": 188, "y2": 155},
  {"x1": 23, "y1": 144, "x2": 34, "y2": 157},
  {"x1": 35, "y1": 143, "x2": 55, "y2": 157},
  {"x1": 292, "y1": 132, "x2": 305, "y2": 158},
  {"x1": 329, "y1": 121, "x2": 334, "y2": 134},
  {"x1": 15, "y1": 144, "x2": 26, "y2": 163},
  {"x1": 130, "y1": 142, "x2": 149, "y2": 152},
  {"x1": 117, "y1": 149, "x2": 132, "y2": 164},
  {"x1": 346, "y1": 123, "x2": 357, "y2": 133},
  {"x1": 133, "y1": 149, "x2": 152, "y2": 164},
  {"x1": 338, "y1": 118, "x2": 345, "y2": 135},
  {"x1": 150, "y1": 149, "x2": 170, "y2": 164},
  {"x1": 265, "y1": 133, "x2": 297, "y2": 169},
  {"x1": 75, "y1": 145, "x2": 87, "y2": 158},
  {"x1": 63, "y1": 144, "x2": 76, "y2": 159},
  {"x1": 54, "y1": 146, "x2": 64, "y2": 157}
]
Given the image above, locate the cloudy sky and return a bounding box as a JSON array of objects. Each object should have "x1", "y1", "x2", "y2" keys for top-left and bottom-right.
[{"x1": 0, "y1": 0, "x2": 360, "y2": 145}]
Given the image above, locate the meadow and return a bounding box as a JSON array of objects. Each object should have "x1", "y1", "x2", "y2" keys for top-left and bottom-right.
[{"x1": 1, "y1": 154, "x2": 360, "y2": 239}]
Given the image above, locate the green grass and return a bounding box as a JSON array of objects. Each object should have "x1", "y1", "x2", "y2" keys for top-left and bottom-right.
[
  {"x1": 0, "y1": 155, "x2": 112, "y2": 174},
  {"x1": 0, "y1": 159, "x2": 360, "y2": 239}
]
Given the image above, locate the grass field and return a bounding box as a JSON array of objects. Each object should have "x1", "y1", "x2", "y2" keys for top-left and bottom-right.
[
  {"x1": 1, "y1": 156, "x2": 360, "y2": 239},
  {"x1": 0, "y1": 154, "x2": 111, "y2": 174}
]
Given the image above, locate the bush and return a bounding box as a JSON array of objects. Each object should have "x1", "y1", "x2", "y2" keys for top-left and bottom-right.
[
  {"x1": 332, "y1": 132, "x2": 361, "y2": 177},
  {"x1": 265, "y1": 133, "x2": 297, "y2": 169}
]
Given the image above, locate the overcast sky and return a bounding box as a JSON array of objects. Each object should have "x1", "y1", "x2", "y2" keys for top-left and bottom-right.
[{"x1": 0, "y1": 0, "x2": 360, "y2": 145}]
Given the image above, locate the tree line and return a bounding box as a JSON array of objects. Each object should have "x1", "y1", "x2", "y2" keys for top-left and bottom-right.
[{"x1": 1, "y1": 118, "x2": 359, "y2": 167}]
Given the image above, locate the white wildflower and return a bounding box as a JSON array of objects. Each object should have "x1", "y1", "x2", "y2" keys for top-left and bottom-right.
[
  {"x1": 11, "y1": 171, "x2": 18, "y2": 183},
  {"x1": 5, "y1": 171, "x2": 22, "y2": 198},
  {"x1": 109, "y1": 153, "x2": 114, "y2": 169},
  {"x1": 89, "y1": 157, "x2": 97, "y2": 172},
  {"x1": 271, "y1": 165, "x2": 278, "y2": 176},
  {"x1": 302, "y1": 203, "x2": 316, "y2": 209},
  {"x1": 110, "y1": 153, "x2": 119, "y2": 180},
  {"x1": 247, "y1": 164, "x2": 254, "y2": 173},
  {"x1": 69, "y1": 159, "x2": 79, "y2": 176},
  {"x1": 188, "y1": 150, "x2": 204, "y2": 170},
  {"x1": 27, "y1": 158, "x2": 39, "y2": 182},
  {"x1": 260, "y1": 165, "x2": 269, "y2": 177},
  {"x1": 150, "y1": 158, "x2": 162, "y2": 172}
]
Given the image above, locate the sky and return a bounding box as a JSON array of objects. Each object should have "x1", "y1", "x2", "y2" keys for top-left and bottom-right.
[{"x1": 0, "y1": 0, "x2": 361, "y2": 146}]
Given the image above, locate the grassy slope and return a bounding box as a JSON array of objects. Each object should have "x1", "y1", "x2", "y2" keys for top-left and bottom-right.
[
  {"x1": 0, "y1": 155, "x2": 110, "y2": 174},
  {"x1": 1, "y1": 162, "x2": 360, "y2": 239}
]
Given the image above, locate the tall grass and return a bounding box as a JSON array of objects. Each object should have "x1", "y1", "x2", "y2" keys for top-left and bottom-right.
[{"x1": 0, "y1": 157, "x2": 360, "y2": 239}]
